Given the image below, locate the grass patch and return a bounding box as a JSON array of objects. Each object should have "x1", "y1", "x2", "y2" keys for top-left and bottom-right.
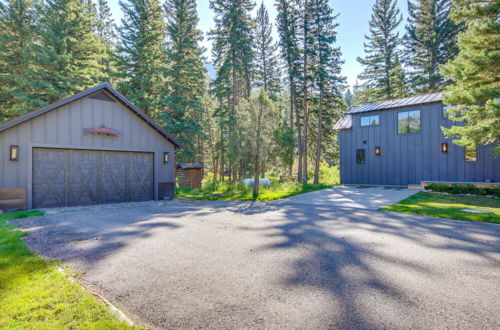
[
  {"x1": 381, "y1": 192, "x2": 500, "y2": 224},
  {"x1": 0, "y1": 210, "x2": 137, "y2": 329},
  {"x1": 177, "y1": 181, "x2": 334, "y2": 201}
]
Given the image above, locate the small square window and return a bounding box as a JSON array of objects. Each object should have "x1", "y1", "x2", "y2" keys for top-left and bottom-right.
[
  {"x1": 465, "y1": 147, "x2": 477, "y2": 162},
  {"x1": 361, "y1": 115, "x2": 379, "y2": 127},
  {"x1": 356, "y1": 149, "x2": 365, "y2": 164}
]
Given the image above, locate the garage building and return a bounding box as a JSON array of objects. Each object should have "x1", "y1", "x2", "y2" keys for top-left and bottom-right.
[{"x1": 0, "y1": 83, "x2": 181, "y2": 209}]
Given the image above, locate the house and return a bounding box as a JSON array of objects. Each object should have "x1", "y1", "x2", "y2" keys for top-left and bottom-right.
[
  {"x1": 0, "y1": 83, "x2": 181, "y2": 210},
  {"x1": 334, "y1": 93, "x2": 500, "y2": 186}
]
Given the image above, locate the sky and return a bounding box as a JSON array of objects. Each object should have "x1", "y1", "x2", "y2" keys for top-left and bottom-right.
[{"x1": 107, "y1": 0, "x2": 409, "y2": 88}]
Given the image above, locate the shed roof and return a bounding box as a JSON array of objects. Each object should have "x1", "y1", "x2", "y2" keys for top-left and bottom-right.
[
  {"x1": 332, "y1": 114, "x2": 352, "y2": 130},
  {"x1": 346, "y1": 92, "x2": 442, "y2": 114},
  {"x1": 0, "y1": 83, "x2": 182, "y2": 148},
  {"x1": 177, "y1": 163, "x2": 204, "y2": 169}
]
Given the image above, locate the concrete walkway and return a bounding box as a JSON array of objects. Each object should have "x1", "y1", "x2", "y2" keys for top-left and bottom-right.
[{"x1": 284, "y1": 185, "x2": 420, "y2": 209}]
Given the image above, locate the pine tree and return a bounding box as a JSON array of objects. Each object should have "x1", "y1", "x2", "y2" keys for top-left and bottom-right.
[
  {"x1": 116, "y1": 0, "x2": 168, "y2": 119},
  {"x1": 440, "y1": 1, "x2": 500, "y2": 154},
  {"x1": 404, "y1": 0, "x2": 462, "y2": 93},
  {"x1": 276, "y1": 0, "x2": 302, "y2": 180},
  {"x1": 16, "y1": 0, "x2": 106, "y2": 109},
  {"x1": 0, "y1": 0, "x2": 39, "y2": 121},
  {"x1": 344, "y1": 88, "x2": 353, "y2": 107},
  {"x1": 356, "y1": 0, "x2": 406, "y2": 102},
  {"x1": 164, "y1": 0, "x2": 207, "y2": 161},
  {"x1": 209, "y1": 0, "x2": 255, "y2": 180},
  {"x1": 253, "y1": 2, "x2": 281, "y2": 101},
  {"x1": 310, "y1": 0, "x2": 345, "y2": 184},
  {"x1": 300, "y1": 0, "x2": 315, "y2": 181},
  {"x1": 95, "y1": 0, "x2": 116, "y2": 83}
]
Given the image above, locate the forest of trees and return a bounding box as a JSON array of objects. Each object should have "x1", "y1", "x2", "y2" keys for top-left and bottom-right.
[{"x1": 0, "y1": 0, "x2": 498, "y2": 185}]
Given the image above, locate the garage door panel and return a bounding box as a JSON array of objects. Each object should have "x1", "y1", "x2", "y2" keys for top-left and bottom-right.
[
  {"x1": 33, "y1": 149, "x2": 67, "y2": 208},
  {"x1": 102, "y1": 152, "x2": 129, "y2": 203},
  {"x1": 70, "y1": 151, "x2": 99, "y2": 206},
  {"x1": 33, "y1": 149, "x2": 154, "y2": 208},
  {"x1": 131, "y1": 153, "x2": 154, "y2": 201}
]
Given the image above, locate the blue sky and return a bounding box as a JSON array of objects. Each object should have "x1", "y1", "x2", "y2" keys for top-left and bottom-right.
[{"x1": 107, "y1": 0, "x2": 409, "y2": 87}]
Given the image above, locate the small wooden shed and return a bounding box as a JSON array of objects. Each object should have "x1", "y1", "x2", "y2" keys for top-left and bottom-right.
[{"x1": 176, "y1": 163, "x2": 204, "y2": 189}]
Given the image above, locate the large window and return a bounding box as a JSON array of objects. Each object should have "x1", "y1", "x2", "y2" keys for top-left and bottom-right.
[
  {"x1": 398, "y1": 110, "x2": 420, "y2": 134},
  {"x1": 465, "y1": 146, "x2": 477, "y2": 162},
  {"x1": 356, "y1": 149, "x2": 365, "y2": 164},
  {"x1": 360, "y1": 115, "x2": 379, "y2": 127}
]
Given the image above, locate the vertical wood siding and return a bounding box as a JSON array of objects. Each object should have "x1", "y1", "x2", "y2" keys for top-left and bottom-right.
[
  {"x1": 0, "y1": 94, "x2": 175, "y2": 195},
  {"x1": 339, "y1": 102, "x2": 500, "y2": 185}
]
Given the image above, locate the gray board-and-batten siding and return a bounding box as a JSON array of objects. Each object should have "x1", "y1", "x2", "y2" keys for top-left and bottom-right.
[
  {"x1": 0, "y1": 83, "x2": 180, "y2": 209},
  {"x1": 336, "y1": 95, "x2": 500, "y2": 186}
]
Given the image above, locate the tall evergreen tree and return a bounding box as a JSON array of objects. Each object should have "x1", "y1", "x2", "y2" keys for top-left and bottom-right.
[
  {"x1": 276, "y1": 0, "x2": 302, "y2": 179},
  {"x1": 356, "y1": 0, "x2": 406, "y2": 101},
  {"x1": 300, "y1": 0, "x2": 315, "y2": 181},
  {"x1": 17, "y1": 0, "x2": 106, "y2": 109},
  {"x1": 164, "y1": 0, "x2": 207, "y2": 161},
  {"x1": 116, "y1": 0, "x2": 168, "y2": 119},
  {"x1": 95, "y1": 0, "x2": 116, "y2": 83},
  {"x1": 344, "y1": 88, "x2": 354, "y2": 107},
  {"x1": 209, "y1": 0, "x2": 255, "y2": 180},
  {"x1": 440, "y1": 1, "x2": 500, "y2": 154},
  {"x1": 253, "y1": 2, "x2": 281, "y2": 101},
  {"x1": 0, "y1": 0, "x2": 39, "y2": 120},
  {"x1": 404, "y1": 0, "x2": 462, "y2": 93},
  {"x1": 310, "y1": 0, "x2": 345, "y2": 184}
]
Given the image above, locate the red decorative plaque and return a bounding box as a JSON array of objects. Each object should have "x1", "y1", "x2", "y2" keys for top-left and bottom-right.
[{"x1": 84, "y1": 125, "x2": 120, "y2": 137}]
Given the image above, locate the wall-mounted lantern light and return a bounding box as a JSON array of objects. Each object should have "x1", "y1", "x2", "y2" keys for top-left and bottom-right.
[
  {"x1": 375, "y1": 146, "x2": 381, "y2": 156},
  {"x1": 9, "y1": 145, "x2": 18, "y2": 161},
  {"x1": 163, "y1": 152, "x2": 169, "y2": 163},
  {"x1": 441, "y1": 143, "x2": 448, "y2": 153}
]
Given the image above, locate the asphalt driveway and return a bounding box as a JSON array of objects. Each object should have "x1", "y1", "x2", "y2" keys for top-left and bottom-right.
[{"x1": 14, "y1": 199, "x2": 500, "y2": 329}]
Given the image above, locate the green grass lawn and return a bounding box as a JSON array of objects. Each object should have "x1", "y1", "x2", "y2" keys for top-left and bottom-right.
[
  {"x1": 381, "y1": 192, "x2": 500, "y2": 224},
  {"x1": 176, "y1": 181, "x2": 334, "y2": 201},
  {"x1": 0, "y1": 210, "x2": 138, "y2": 329}
]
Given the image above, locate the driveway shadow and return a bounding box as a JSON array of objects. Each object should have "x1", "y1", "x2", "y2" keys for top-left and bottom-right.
[{"x1": 233, "y1": 201, "x2": 500, "y2": 328}]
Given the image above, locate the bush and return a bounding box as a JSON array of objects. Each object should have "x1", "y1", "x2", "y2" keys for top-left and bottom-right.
[{"x1": 425, "y1": 183, "x2": 500, "y2": 197}]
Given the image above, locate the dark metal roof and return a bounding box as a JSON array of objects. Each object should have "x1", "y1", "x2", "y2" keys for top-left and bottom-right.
[
  {"x1": 333, "y1": 114, "x2": 352, "y2": 130},
  {"x1": 177, "y1": 163, "x2": 204, "y2": 169},
  {"x1": 0, "y1": 82, "x2": 182, "y2": 148},
  {"x1": 346, "y1": 92, "x2": 442, "y2": 114}
]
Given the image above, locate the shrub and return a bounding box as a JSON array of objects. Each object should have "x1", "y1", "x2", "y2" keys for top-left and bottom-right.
[{"x1": 425, "y1": 183, "x2": 500, "y2": 197}]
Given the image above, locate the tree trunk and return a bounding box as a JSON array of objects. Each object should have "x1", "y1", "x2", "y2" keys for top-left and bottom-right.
[
  {"x1": 253, "y1": 103, "x2": 264, "y2": 198},
  {"x1": 313, "y1": 89, "x2": 324, "y2": 184},
  {"x1": 220, "y1": 128, "x2": 225, "y2": 182},
  {"x1": 302, "y1": 2, "x2": 309, "y2": 183},
  {"x1": 293, "y1": 84, "x2": 303, "y2": 182}
]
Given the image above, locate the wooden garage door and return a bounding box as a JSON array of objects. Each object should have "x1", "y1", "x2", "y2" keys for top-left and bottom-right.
[{"x1": 33, "y1": 148, "x2": 154, "y2": 208}]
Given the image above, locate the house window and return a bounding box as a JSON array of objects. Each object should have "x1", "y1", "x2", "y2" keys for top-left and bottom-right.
[
  {"x1": 398, "y1": 110, "x2": 420, "y2": 134},
  {"x1": 356, "y1": 149, "x2": 365, "y2": 164},
  {"x1": 465, "y1": 147, "x2": 477, "y2": 162},
  {"x1": 360, "y1": 115, "x2": 379, "y2": 127}
]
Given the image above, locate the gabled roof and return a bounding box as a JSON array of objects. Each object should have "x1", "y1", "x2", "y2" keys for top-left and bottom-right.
[
  {"x1": 0, "y1": 83, "x2": 182, "y2": 148},
  {"x1": 346, "y1": 92, "x2": 442, "y2": 114},
  {"x1": 177, "y1": 163, "x2": 204, "y2": 169}
]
